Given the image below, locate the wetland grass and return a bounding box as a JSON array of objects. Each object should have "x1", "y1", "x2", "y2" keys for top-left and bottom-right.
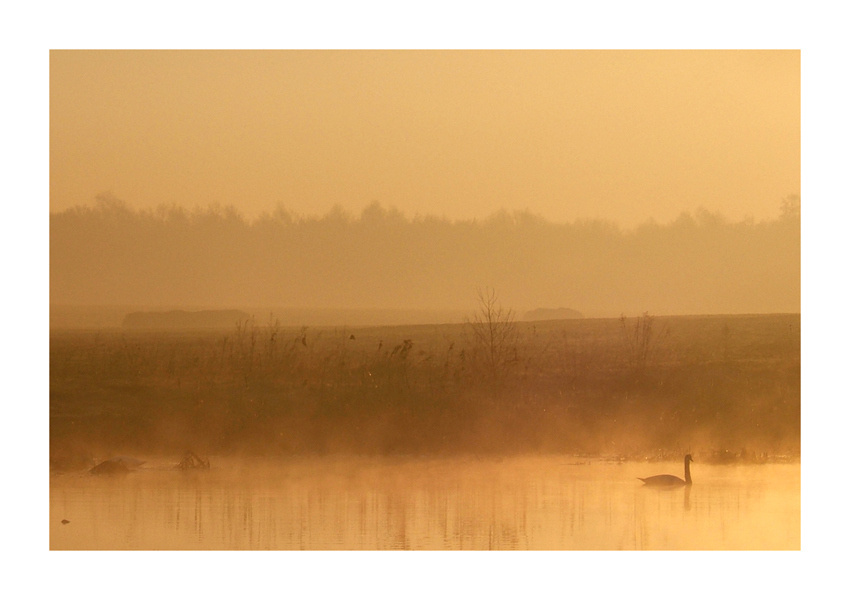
[{"x1": 49, "y1": 313, "x2": 800, "y2": 463}]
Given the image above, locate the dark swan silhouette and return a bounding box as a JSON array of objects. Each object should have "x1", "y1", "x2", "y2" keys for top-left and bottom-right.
[{"x1": 638, "y1": 454, "x2": 693, "y2": 486}]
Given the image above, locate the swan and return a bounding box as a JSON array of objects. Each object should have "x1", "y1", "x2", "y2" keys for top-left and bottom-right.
[{"x1": 638, "y1": 454, "x2": 693, "y2": 486}]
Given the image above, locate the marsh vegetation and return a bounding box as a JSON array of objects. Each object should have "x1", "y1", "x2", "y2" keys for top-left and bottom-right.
[{"x1": 50, "y1": 310, "x2": 799, "y2": 464}]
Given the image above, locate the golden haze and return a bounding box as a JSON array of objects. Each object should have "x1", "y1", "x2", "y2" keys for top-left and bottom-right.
[{"x1": 50, "y1": 50, "x2": 799, "y2": 227}]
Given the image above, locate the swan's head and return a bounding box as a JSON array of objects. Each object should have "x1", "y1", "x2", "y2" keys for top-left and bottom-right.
[{"x1": 685, "y1": 454, "x2": 693, "y2": 463}]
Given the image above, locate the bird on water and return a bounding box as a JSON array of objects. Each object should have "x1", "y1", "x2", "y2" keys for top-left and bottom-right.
[{"x1": 638, "y1": 454, "x2": 693, "y2": 486}]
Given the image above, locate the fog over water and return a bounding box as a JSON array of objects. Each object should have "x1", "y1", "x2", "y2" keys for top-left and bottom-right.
[
  {"x1": 50, "y1": 456, "x2": 800, "y2": 550},
  {"x1": 47, "y1": 50, "x2": 801, "y2": 553}
]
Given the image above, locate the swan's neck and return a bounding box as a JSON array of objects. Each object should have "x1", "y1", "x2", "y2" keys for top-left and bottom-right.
[{"x1": 684, "y1": 459, "x2": 692, "y2": 485}]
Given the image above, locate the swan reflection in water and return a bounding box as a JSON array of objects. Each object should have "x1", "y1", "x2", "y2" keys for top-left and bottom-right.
[{"x1": 638, "y1": 454, "x2": 693, "y2": 487}]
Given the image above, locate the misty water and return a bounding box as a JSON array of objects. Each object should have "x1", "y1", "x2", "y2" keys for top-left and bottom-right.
[{"x1": 50, "y1": 456, "x2": 799, "y2": 550}]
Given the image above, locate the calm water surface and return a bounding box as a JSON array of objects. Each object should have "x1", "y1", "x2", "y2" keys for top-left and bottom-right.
[{"x1": 50, "y1": 456, "x2": 800, "y2": 550}]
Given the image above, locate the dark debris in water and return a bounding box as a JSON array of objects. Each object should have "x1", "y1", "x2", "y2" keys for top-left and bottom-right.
[
  {"x1": 178, "y1": 451, "x2": 210, "y2": 470},
  {"x1": 89, "y1": 456, "x2": 145, "y2": 475}
]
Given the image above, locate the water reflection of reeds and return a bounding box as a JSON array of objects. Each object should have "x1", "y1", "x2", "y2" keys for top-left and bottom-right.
[{"x1": 49, "y1": 458, "x2": 800, "y2": 550}]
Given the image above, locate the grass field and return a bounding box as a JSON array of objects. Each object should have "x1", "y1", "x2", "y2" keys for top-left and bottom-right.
[{"x1": 49, "y1": 313, "x2": 800, "y2": 465}]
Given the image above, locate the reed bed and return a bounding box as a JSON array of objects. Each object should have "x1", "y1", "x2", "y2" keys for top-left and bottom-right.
[{"x1": 50, "y1": 313, "x2": 800, "y2": 462}]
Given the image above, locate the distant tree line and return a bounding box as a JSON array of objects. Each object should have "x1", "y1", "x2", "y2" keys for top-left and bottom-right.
[{"x1": 50, "y1": 195, "x2": 800, "y2": 316}]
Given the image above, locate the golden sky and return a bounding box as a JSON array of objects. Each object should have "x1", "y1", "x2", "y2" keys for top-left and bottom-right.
[{"x1": 50, "y1": 50, "x2": 799, "y2": 226}]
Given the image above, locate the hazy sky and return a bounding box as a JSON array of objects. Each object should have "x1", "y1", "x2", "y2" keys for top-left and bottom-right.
[{"x1": 50, "y1": 50, "x2": 799, "y2": 226}]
